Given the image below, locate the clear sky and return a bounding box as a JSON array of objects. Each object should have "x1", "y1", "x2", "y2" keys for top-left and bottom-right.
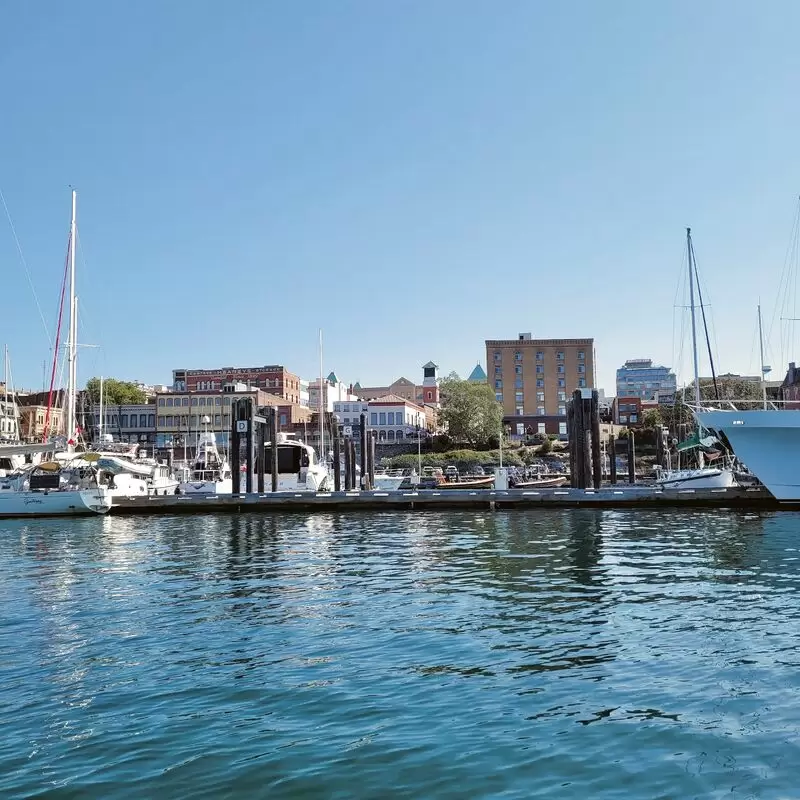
[{"x1": 2, "y1": 1, "x2": 800, "y2": 395}]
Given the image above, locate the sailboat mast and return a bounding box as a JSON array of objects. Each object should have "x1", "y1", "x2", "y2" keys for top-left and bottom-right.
[
  {"x1": 687, "y1": 227, "x2": 701, "y2": 405},
  {"x1": 318, "y1": 328, "x2": 324, "y2": 464},
  {"x1": 758, "y1": 302, "x2": 768, "y2": 410},
  {"x1": 66, "y1": 190, "x2": 77, "y2": 443},
  {"x1": 99, "y1": 375, "x2": 104, "y2": 442}
]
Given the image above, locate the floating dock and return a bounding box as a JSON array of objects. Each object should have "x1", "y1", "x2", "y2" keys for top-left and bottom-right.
[{"x1": 109, "y1": 485, "x2": 791, "y2": 515}]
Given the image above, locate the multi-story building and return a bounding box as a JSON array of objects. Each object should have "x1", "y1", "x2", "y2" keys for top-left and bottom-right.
[
  {"x1": 308, "y1": 372, "x2": 359, "y2": 412},
  {"x1": 615, "y1": 359, "x2": 677, "y2": 402},
  {"x1": 172, "y1": 365, "x2": 302, "y2": 404},
  {"x1": 354, "y1": 362, "x2": 440, "y2": 407},
  {"x1": 16, "y1": 390, "x2": 64, "y2": 441},
  {"x1": 154, "y1": 383, "x2": 311, "y2": 450},
  {"x1": 333, "y1": 394, "x2": 430, "y2": 441},
  {"x1": 612, "y1": 396, "x2": 642, "y2": 426},
  {"x1": 485, "y1": 332, "x2": 594, "y2": 436},
  {"x1": 89, "y1": 403, "x2": 157, "y2": 445}
]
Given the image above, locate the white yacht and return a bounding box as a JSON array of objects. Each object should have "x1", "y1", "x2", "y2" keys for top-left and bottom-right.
[
  {"x1": 264, "y1": 433, "x2": 330, "y2": 491},
  {"x1": 91, "y1": 451, "x2": 178, "y2": 498},
  {"x1": 177, "y1": 432, "x2": 233, "y2": 494}
]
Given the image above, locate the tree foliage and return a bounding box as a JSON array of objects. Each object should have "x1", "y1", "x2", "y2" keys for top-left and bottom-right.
[
  {"x1": 85, "y1": 377, "x2": 146, "y2": 405},
  {"x1": 438, "y1": 374, "x2": 503, "y2": 447},
  {"x1": 642, "y1": 408, "x2": 663, "y2": 428}
]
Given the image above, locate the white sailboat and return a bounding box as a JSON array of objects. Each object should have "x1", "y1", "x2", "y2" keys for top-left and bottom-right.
[
  {"x1": 177, "y1": 431, "x2": 233, "y2": 494},
  {"x1": 655, "y1": 227, "x2": 735, "y2": 490},
  {"x1": 0, "y1": 191, "x2": 110, "y2": 517}
]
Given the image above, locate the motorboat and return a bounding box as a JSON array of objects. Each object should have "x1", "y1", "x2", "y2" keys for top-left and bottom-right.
[
  {"x1": 264, "y1": 433, "x2": 330, "y2": 491},
  {"x1": 177, "y1": 432, "x2": 232, "y2": 494}
]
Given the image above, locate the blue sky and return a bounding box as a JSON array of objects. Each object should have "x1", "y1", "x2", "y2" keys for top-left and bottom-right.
[{"x1": 2, "y1": 1, "x2": 800, "y2": 395}]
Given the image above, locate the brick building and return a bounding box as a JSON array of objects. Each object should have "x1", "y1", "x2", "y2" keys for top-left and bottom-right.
[
  {"x1": 172, "y1": 365, "x2": 302, "y2": 404},
  {"x1": 485, "y1": 333, "x2": 594, "y2": 436}
]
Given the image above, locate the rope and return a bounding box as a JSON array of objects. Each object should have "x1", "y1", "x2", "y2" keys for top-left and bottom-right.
[{"x1": 43, "y1": 233, "x2": 70, "y2": 440}]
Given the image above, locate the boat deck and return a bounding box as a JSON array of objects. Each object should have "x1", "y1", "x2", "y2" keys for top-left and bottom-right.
[{"x1": 108, "y1": 485, "x2": 794, "y2": 515}]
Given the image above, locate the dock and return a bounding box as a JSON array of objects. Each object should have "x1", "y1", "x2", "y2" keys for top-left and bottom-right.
[{"x1": 109, "y1": 485, "x2": 791, "y2": 515}]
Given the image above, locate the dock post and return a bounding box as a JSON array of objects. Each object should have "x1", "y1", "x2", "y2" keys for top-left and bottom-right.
[
  {"x1": 368, "y1": 430, "x2": 376, "y2": 489},
  {"x1": 231, "y1": 398, "x2": 241, "y2": 494},
  {"x1": 256, "y1": 411, "x2": 265, "y2": 494},
  {"x1": 244, "y1": 398, "x2": 254, "y2": 493},
  {"x1": 567, "y1": 400, "x2": 576, "y2": 488},
  {"x1": 343, "y1": 437, "x2": 351, "y2": 490},
  {"x1": 572, "y1": 390, "x2": 586, "y2": 488},
  {"x1": 609, "y1": 435, "x2": 617, "y2": 485},
  {"x1": 333, "y1": 432, "x2": 342, "y2": 491},
  {"x1": 349, "y1": 439, "x2": 357, "y2": 489},
  {"x1": 627, "y1": 430, "x2": 636, "y2": 485},
  {"x1": 270, "y1": 406, "x2": 279, "y2": 492},
  {"x1": 591, "y1": 390, "x2": 602, "y2": 489},
  {"x1": 360, "y1": 414, "x2": 368, "y2": 490}
]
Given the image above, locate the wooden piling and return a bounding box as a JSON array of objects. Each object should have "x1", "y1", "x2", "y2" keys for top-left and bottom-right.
[
  {"x1": 368, "y1": 430, "x2": 377, "y2": 488},
  {"x1": 256, "y1": 412, "x2": 265, "y2": 494},
  {"x1": 567, "y1": 401, "x2": 576, "y2": 488},
  {"x1": 627, "y1": 430, "x2": 636, "y2": 485},
  {"x1": 609, "y1": 435, "x2": 617, "y2": 485},
  {"x1": 590, "y1": 389, "x2": 602, "y2": 489},
  {"x1": 333, "y1": 433, "x2": 342, "y2": 492},
  {"x1": 231, "y1": 398, "x2": 241, "y2": 495},
  {"x1": 349, "y1": 439, "x2": 357, "y2": 489},
  {"x1": 360, "y1": 414, "x2": 369, "y2": 490},
  {"x1": 270, "y1": 406, "x2": 279, "y2": 493},
  {"x1": 343, "y1": 438, "x2": 352, "y2": 490}
]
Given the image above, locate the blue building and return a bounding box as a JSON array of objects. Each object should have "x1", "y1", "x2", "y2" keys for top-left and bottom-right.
[{"x1": 615, "y1": 359, "x2": 676, "y2": 402}]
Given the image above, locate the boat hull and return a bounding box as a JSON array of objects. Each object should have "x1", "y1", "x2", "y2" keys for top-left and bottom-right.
[
  {"x1": 0, "y1": 488, "x2": 110, "y2": 518},
  {"x1": 654, "y1": 468, "x2": 735, "y2": 490},
  {"x1": 695, "y1": 409, "x2": 800, "y2": 500}
]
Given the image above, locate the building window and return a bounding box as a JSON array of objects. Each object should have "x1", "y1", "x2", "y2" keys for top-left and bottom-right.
[
  {"x1": 557, "y1": 391, "x2": 566, "y2": 401},
  {"x1": 557, "y1": 351, "x2": 564, "y2": 360},
  {"x1": 111, "y1": 415, "x2": 118, "y2": 426},
  {"x1": 537, "y1": 423, "x2": 546, "y2": 434},
  {"x1": 342, "y1": 403, "x2": 350, "y2": 413},
  {"x1": 630, "y1": 414, "x2": 638, "y2": 423},
  {"x1": 578, "y1": 351, "x2": 585, "y2": 360},
  {"x1": 536, "y1": 351, "x2": 544, "y2": 361},
  {"x1": 181, "y1": 397, "x2": 188, "y2": 406},
  {"x1": 494, "y1": 351, "x2": 501, "y2": 361},
  {"x1": 536, "y1": 391, "x2": 545, "y2": 402},
  {"x1": 558, "y1": 378, "x2": 565, "y2": 388},
  {"x1": 396, "y1": 431, "x2": 404, "y2": 440},
  {"x1": 578, "y1": 365, "x2": 586, "y2": 374},
  {"x1": 495, "y1": 392, "x2": 503, "y2": 402},
  {"x1": 121, "y1": 415, "x2": 128, "y2": 427},
  {"x1": 494, "y1": 366, "x2": 501, "y2": 376},
  {"x1": 370, "y1": 413, "x2": 378, "y2": 425},
  {"x1": 514, "y1": 351, "x2": 522, "y2": 361},
  {"x1": 514, "y1": 365, "x2": 522, "y2": 374},
  {"x1": 427, "y1": 391, "x2": 432, "y2": 400},
  {"x1": 379, "y1": 412, "x2": 386, "y2": 425},
  {"x1": 620, "y1": 414, "x2": 628, "y2": 423},
  {"x1": 557, "y1": 365, "x2": 565, "y2": 374},
  {"x1": 158, "y1": 398, "x2": 165, "y2": 407},
  {"x1": 140, "y1": 414, "x2": 147, "y2": 427},
  {"x1": 165, "y1": 398, "x2": 173, "y2": 407},
  {"x1": 495, "y1": 380, "x2": 502, "y2": 389},
  {"x1": 181, "y1": 415, "x2": 188, "y2": 426},
  {"x1": 191, "y1": 397, "x2": 198, "y2": 406},
  {"x1": 223, "y1": 396, "x2": 231, "y2": 405},
  {"x1": 516, "y1": 406, "x2": 524, "y2": 416},
  {"x1": 515, "y1": 391, "x2": 524, "y2": 402},
  {"x1": 536, "y1": 379, "x2": 544, "y2": 388},
  {"x1": 537, "y1": 406, "x2": 546, "y2": 415},
  {"x1": 387, "y1": 412, "x2": 395, "y2": 425},
  {"x1": 558, "y1": 405, "x2": 566, "y2": 416},
  {"x1": 536, "y1": 365, "x2": 544, "y2": 374},
  {"x1": 578, "y1": 378, "x2": 586, "y2": 388},
  {"x1": 148, "y1": 415, "x2": 155, "y2": 427},
  {"x1": 199, "y1": 397, "x2": 207, "y2": 406},
  {"x1": 280, "y1": 414, "x2": 287, "y2": 426},
  {"x1": 558, "y1": 422, "x2": 567, "y2": 436},
  {"x1": 215, "y1": 397, "x2": 222, "y2": 406},
  {"x1": 223, "y1": 414, "x2": 230, "y2": 426},
  {"x1": 215, "y1": 414, "x2": 221, "y2": 425},
  {"x1": 515, "y1": 378, "x2": 523, "y2": 389}
]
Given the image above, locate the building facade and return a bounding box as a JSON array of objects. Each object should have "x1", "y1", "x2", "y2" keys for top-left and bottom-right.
[
  {"x1": 354, "y1": 362, "x2": 440, "y2": 407},
  {"x1": 333, "y1": 394, "x2": 429, "y2": 441},
  {"x1": 485, "y1": 333, "x2": 594, "y2": 435},
  {"x1": 89, "y1": 403, "x2": 157, "y2": 444},
  {"x1": 154, "y1": 384, "x2": 311, "y2": 449},
  {"x1": 308, "y1": 372, "x2": 359, "y2": 412},
  {"x1": 615, "y1": 359, "x2": 676, "y2": 402},
  {"x1": 612, "y1": 396, "x2": 642, "y2": 426},
  {"x1": 172, "y1": 365, "x2": 302, "y2": 404}
]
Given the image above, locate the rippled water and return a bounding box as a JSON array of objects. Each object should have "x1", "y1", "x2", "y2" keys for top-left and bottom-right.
[{"x1": 2, "y1": 510, "x2": 800, "y2": 798}]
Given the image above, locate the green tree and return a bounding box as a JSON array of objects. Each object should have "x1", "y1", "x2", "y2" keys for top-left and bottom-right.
[
  {"x1": 537, "y1": 436, "x2": 552, "y2": 456},
  {"x1": 85, "y1": 377, "x2": 146, "y2": 405},
  {"x1": 438, "y1": 373, "x2": 503, "y2": 447},
  {"x1": 642, "y1": 408, "x2": 663, "y2": 428}
]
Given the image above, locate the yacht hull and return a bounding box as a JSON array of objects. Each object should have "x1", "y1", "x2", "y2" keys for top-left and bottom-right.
[
  {"x1": 695, "y1": 409, "x2": 800, "y2": 500},
  {"x1": 655, "y1": 467, "x2": 735, "y2": 490},
  {"x1": 0, "y1": 489, "x2": 110, "y2": 518}
]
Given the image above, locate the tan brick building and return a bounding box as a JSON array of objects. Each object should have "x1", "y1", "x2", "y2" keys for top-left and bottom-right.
[{"x1": 485, "y1": 333, "x2": 594, "y2": 436}]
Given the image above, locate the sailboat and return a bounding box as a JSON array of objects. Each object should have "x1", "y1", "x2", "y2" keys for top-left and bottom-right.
[
  {"x1": 655, "y1": 228, "x2": 736, "y2": 490},
  {"x1": 0, "y1": 191, "x2": 110, "y2": 517}
]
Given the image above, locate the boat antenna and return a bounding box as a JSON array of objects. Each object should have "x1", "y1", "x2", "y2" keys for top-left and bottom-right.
[{"x1": 688, "y1": 229, "x2": 719, "y2": 401}]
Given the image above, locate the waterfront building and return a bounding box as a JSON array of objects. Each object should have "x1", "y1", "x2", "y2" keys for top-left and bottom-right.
[
  {"x1": 15, "y1": 390, "x2": 65, "y2": 441},
  {"x1": 308, "y1": 372, "x2": 359, "y2": 412},
  {"x1": 154, "y1": 383, "x2": 311, "y2": 450},
  {"x1": 354, "y1": 362, "x2": 440, "y2": 407},
  {"x1": 612, "y1": 396, "x2": 642, "y2": 426},
  {"x1": 89, "y1": 403, "x2": 157, "y2": 445},
  {"x1": 0, "y1": 394, "x2": 19, "y2": 442},
  {"x1": 333, "y1": 394, "x2": 429, "y2": 441},
  {"x1": 172, "y1": 364, "x2": 302, "y2": 404},
  {"x1": 485, "y1": 332, "x2": 594, "y2": 436},
  {"x1": 615, "y1": 359, "x2": 676, "y2": 402}
]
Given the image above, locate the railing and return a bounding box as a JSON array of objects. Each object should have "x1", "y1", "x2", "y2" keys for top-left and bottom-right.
[{"x1": 687, "y1": 399, "x2": 799, "y2": 412}]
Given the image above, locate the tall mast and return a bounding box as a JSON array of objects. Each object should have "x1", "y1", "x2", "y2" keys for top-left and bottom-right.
[
  {"x1": 66, "y1": 190, "x2": 77, "y2": 444},
  {"x1": 758, "y1": 302, "x2": 768, "y2": 410},
  {"x1": 687, "y1": 227, "x2": 701, "y2": 405},
  {"x1": 318, "y1": 328, "x2": 324, "y2": 464},
  {"x1": 99, "y1": 375, "x2": 104, "y2": 442}
]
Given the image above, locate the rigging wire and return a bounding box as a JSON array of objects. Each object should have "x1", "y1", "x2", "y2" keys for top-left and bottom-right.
[
  {"x1": 689, "y1": 234, "x2": 719, "y2": 400},
  {"x1": 768, "y1": 197, "x2": 800, "y2": 369},
  {"x1": 43, "y1": 233, "x2": 71, "y2": 440},
  {"x1": 0, "y1": 186, "x2": 52, "y2": 346}
]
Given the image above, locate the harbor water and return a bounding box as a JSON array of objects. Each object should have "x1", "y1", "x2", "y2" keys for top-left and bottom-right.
[{"x1": 2, "y1": 509, "x2": 799, "y2": 798}]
